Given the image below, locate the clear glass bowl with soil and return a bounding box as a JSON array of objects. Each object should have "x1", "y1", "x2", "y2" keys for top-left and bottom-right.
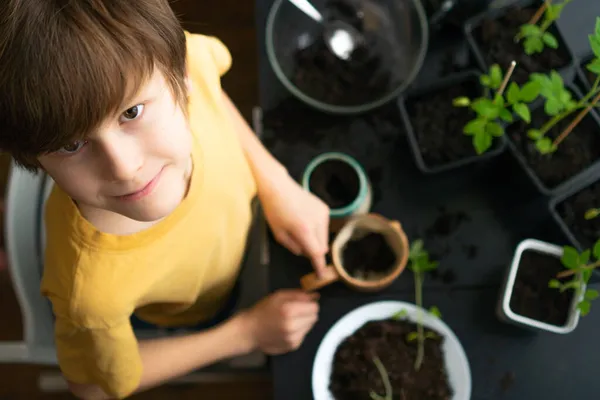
[
  {"x1": 464, "y1": 0, "x2": 575, "y2": 86},
  {"x1": 499, "y1": 239, "x2": 582, "y2": 333},
  {"x1": 266, "y1": 0, "x2": 429, "y2": 114},
  {"x1": 399, "y1": 70, "x2": 506, "y2": 174},
  {"x1": 505, "y1": 85, "x2": 600, "y2": 196},
  {"x1": 551, "y1": 178, "x2": 600, "y2": 252}
]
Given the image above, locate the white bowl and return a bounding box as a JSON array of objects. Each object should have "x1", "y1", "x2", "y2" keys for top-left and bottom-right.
[{"x1": 312, "y1": 300, "x2": 472, "y2": 400}]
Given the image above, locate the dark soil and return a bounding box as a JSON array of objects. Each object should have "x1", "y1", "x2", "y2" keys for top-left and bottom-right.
[
  {"x1": 472, "y1": 5, "x2": 571, "y2": 85},
  {"x1": 508, "y1": 104, "x2": 600, "y2": 190},
  {"x1": 556, "y1": 182, "x2": 600, "y2": 249},
  {"x1": 309, "y1": 159, "x2": 360, "y2": 209},
  {"x1": 407, "y1": 78, "x2": 497, "y2": 167},
  {"x1": 291, "y1": 0, "x2": 399, "y2": 106},
  {"x1": 426, "y1": 208, "x2": 471, "y2": 238},
  {"x1": 330, "y1": 319, "x2": 452, "y2": 400},
  {"x1": 342, "y1": 232, "x2": 396, "y2": 280},
  {"x1": 509, "y1": 250, "x2": 574, "y2": 326}
]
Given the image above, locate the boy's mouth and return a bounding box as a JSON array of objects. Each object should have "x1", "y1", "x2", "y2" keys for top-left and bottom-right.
[{"x1": 118, "y1": 167, "x2": 164, "y2": 202}]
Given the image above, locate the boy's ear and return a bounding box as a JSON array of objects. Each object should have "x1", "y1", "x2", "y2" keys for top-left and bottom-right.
[{"x1": 184, "y1": 69, "x2": 192, "y2": 94}]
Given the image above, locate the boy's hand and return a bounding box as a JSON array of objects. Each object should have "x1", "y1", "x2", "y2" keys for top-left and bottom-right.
[
  {"x1": 239, "y1": 290, "x2": 320, "y2": 355},
  {"x1": 259, "y1": 171, "x2": 330, "y2": 277}
]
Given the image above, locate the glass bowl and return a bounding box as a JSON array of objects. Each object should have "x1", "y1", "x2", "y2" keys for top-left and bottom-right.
[{"x1": 266, "y1": 0, "x2": 429, "y2": 114}]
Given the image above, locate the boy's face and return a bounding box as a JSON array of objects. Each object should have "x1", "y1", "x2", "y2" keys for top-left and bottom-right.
[{"x1": 38, "y1": 71, "x2": 193, "y2": 223}]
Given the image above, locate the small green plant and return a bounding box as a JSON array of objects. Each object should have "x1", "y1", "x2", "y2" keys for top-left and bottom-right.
[
  {"x1": 548, "y1": 238, "x2": 600, "y2": 316},
  {"x1": 585, "y1": 208, "x2": 600, "y2": 220},
  {"x1": 515, "y1": 0, "x2": 574, "y2": 55},
  {"x1": 369, "y1": 355, "x2": 392, "y2": 400},
  {"x1": 453, "y1": 61, "x2": 540, "y2": 154},
  {"x1": 521, "y1": 17, "x2": 600, "y2": 154}
]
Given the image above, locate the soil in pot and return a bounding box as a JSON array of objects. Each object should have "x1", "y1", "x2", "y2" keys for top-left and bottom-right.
[
  {"x1": 510, "y1": 250, "x2": 574, "y2": 326},
  {"x1": 341, "y1": 232, "x2": 396, "y2": 280},
  {"x1": 407, "y1": 78, "x2": 495, "y2": 167},
  {"x1": 330, "y1": 319, "x2": 452, "y2": 399},
  {"x1": 508, "y1": 106, "x2": 600, "y2": 190},
  {"x1": 309, "y1": 159, "x2": 360, "y2": 209},
  {"x1": 291, "y1": 0, "x2": 398, "y2": 106},
  {"x1": 472, "y1": 5, "x2": 571, "y2": 85},
  {"x1": 556, "y1": 181, "x2": 600, "y2": 249}
]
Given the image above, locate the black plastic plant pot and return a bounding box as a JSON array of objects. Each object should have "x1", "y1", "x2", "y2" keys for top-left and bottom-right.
[
  {"x1": 576, "y1": 54, "x2": 596, "y2": 93},
  {"x1": 398, "y1": 70, "x2": 507, "y2": 174},
  {"x1": 464, "y1": 0, "x2": 576, "y2": 86},
  {"x1": 549, "y1": 175, "x2": 600, "y2": 253},
  {"x1": 505, "y1": 83, "x2": 600, "y2": 198}
]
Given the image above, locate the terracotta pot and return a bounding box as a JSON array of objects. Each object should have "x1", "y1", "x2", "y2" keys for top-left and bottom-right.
[{"x1": 300, "y1": 213, "x2": 409, "y2": 292}]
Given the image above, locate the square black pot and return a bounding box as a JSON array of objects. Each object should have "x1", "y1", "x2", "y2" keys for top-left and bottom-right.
[
  {"x1": 505, "y1": 83, "x2": 600, "y2": 197},
  {"x1": 464, "y1": 0, "x2": 576, "y2": 86},
  {"x1": 398, "y1": 69, "x2": 507, "y2": 174}
]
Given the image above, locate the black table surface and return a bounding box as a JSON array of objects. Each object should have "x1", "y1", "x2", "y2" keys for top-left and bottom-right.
[{"x1": 254, "y1": 0, "x2": 600, "y2": 399}]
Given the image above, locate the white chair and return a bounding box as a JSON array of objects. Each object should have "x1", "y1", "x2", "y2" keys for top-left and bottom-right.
[{"x1": 0, "y1": 108, "x2": 270, "y2": 392}]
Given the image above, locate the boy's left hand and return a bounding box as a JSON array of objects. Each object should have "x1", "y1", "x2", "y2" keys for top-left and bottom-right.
[{"x1": 259, "y1": 171, "x2": 330, "y2": 277}]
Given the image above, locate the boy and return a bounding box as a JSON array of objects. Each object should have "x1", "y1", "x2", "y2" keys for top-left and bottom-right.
[{"x1": 0, "y1": 1, "x2": 330, "y2": 398}]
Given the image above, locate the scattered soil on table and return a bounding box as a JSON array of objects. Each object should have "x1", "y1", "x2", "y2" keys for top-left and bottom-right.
[
  {"x1": 500, "y1": 371, "x2": 516, "y2": 393},
  {"x1": 472, "y1": 5, "x2": 571, "y2": 85},
  {"x1": 291, "y1": 0, "x2": 400, "y2": 106},
  {"x1": 407, "y1": 78, "x2": 498, "y2": 168},
  {"x1": 463, "y1": 244, "x2": 478, "y2": 260},
  {"x1": 330, "y1": 319, "x2": 453, "y2": 400},
  {"x1": 431, "y1": 268, "x2": 458, "y2": 284},
  {"x1": 309, "y1": 159, "x2": 360, "y2": 209},
  {"x1": 556, "y1": 181, "x2": 600, "y2": 249},
  {"x1": 342, "y1": 232, "x2": 397, "y2": 280},
  {"x1": 510, "y1": 250, "x2": 573, "y2": 326},
  {"x1": 426, "y1": 207, "x2": 471, "y2": 238},
  {"x1": 508, "y1": 104, "x2": 600, "y2": 190}
]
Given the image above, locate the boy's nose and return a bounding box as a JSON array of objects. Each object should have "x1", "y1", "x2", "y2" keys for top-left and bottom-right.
[{"x1": 102, "y1": 139, "x2": 143, "y2": 182}]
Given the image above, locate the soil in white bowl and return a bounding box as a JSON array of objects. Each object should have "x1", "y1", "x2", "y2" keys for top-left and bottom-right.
[{"x1": 329, "y1": 318, "x2": 452, "y2": 399}]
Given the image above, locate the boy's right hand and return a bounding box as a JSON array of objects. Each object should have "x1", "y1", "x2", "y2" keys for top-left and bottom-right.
[{"x1": 239, "y1": 289, "x2": 320, "y2": 355}]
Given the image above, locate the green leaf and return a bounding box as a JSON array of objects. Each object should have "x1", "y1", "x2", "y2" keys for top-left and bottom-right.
[
  {"x1": 453, "y1": 97, "x2": 471, "y2": 107},
  {"x1": 536, "y1": 137, "x2": 556, "y2": 154},
  {"x1": 551, "y1": 70, "x2": 564, "y2": 90},
  {"x1": 463, "y1": 119, "x2": 485, "y2": 136},
  {"x1": 585, "y1": 289, "x2": 599, "y2": 301},
  {"x1": 499, "y1": 108, "x2": 514, "y2": 123},
  {"x1": 409, "y1": 240, "x2": 424, "y2": 258},
  {"x1": 545, "y1": 97, "x2": 562, "y2": 116},
  {"x1": 406, "y1": 332, "x2": 419, "y2": 342},
  {"x1": 519, "y1": 24, "x2": 542, "y2": 37},
  {"x1": 590, "y1": 35, "x2": 600, "y2": 59},
  {"x1": 586, "y1": 59, "x2": 600, "y2": 75},
  {"x1": 548, "y1": 279, "x2": 561, "y2": 289},
  {"x1": 494, "y1": 94, "x2": 505, "y2": 107},
  {"x1": 480, "y1": 74, "x2": 492, "y2": 87},
  {"x1": 490, "y1": 64, "x2": 503, "y2": 89},
  {"x1": 428, "y1": 306, "x2": 442, "y2": 318},
  {"x1": 559, "y1": 89, "x2": 573, "y2": 105},
  {"x1": 581, "y1": 249, "x2": 591, "y2": 265},
  {"x1": 583, "y1": 269, "x2": 593, "y2": 283},
  {"x1": 520, "y1": 81, "x2": 541, "y2": 102},
  {"x1": 578, "y1": 300, "x2": 591, "y2": 316},
  {"x1": 561, "y1": 246, "x2": 580, "y2": 269},
  {"x1": 424, "y1": 331, "x2": 437, "y2": 339},
  {"x1": 596, "y1": 16, "x2": 600, "y2": 38},
  {"x1": 486, "y1": 122, "x2": 504, "y2": 137},
  {"x1": 472, "y1": 98, "x2": 500, "y2": 119},
  {"x1": 392, "y1": 309, "x2": 408, "y2": 320},
  {"x1": 542, "y1": 32, "x2": 559, "y2": 49},
  {"x1": 527, "y1": 129, "x2": 542, "y2": 140},
  {"x1": 513, "y1": 103, "x2": 531, "y2": 123},
  {"x1": 524, "y1": 36, "x2": 544, "y2": 55},
  {"x1": 507, "y1": 82, "x2": 520, "y2": 104},
  {"x1": 594, "y1": 239, "x2": 600, "y2": 260},
  {"x1": 474, "y1": 129, "x2": 493, "y2": 154},
  {"x1": 585, "y1": 208, "x2": 600, "y2": 220}
]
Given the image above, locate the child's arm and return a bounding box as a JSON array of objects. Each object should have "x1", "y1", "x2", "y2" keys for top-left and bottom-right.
[
  {"x1": 66, "y1": 290, "x2": 319, "y2": 400},
  {"x1": 221, "y1": 91, "x2": 330, "y2": 277}
]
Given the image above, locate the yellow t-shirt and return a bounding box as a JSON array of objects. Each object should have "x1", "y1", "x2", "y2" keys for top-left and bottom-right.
[{"x1": 40, "y1": 32, "x2": 257, "y2": 399}]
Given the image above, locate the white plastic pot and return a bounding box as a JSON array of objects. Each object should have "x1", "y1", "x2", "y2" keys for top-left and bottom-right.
[
  {"x1": 497, "y1": 238, "x2": 583, "y2": 334},
  {"x1": 312, "y1": 300, "x2": 472, "y2": 400}
]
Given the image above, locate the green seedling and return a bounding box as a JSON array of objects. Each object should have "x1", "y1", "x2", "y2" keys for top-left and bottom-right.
[
  {"x1": 585, "y1": 208, "x2": 600, "y2": 220},
  {"x1": 525, "y1": 18, "x2": 600, "y2": 154},
  {"x1": 453, "y1": 61, "x2": 540, "y2": 154},
  {"x1": 369, "y1": 355, "x2": 392, "y2": 400},
  {"x1": 548, "y1": 238, "x2": 600, "y2": 316},
  {"x1": 515, "y1": 0, "x2": 574, "y2": 55}
]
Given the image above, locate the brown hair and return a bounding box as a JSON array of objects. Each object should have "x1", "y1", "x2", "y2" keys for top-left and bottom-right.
[{"x1": 0, "y1": 0, "x2": 188, "y2": 171}]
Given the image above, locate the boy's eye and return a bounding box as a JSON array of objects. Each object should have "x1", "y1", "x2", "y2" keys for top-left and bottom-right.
[
  {"x1": 120, "y1": 104, "x2": 145, "y2": 122},
  {"x1": 58, "y1": 140, "x2": 87, "y2": 155}
]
